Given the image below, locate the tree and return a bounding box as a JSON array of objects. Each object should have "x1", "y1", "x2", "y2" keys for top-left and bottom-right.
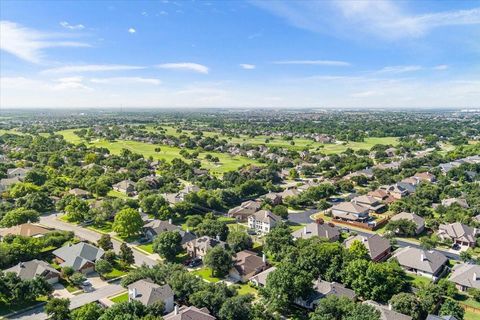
[
  {"x1": 153, "y1": 231, "x2": 182, "y2": 261},
  {"x1": 99, "y1": 301, "x2": 148, "y2": 320},
  {"x1": 119, "y1": 243, "x2": 135, "y2": 265},
  {"x1": 289, "y1": 168, "x2": 299, "y2": 180},
  {"x1": 385, "y1": 219, "x2": 417, "y2": 236},
  {"x1": 140, "y1": 194, "x2": 171, "y2": 219},
  {"x1": 218, "y1": 295, "x2": 253, "y2": 320},
  {"x1": 45, "y1": 298, "x2": 71, "y2": 320},
  {"x1": 227, "y1": 230, "x2": 253, "y2": 252},
  {"x1": 310, "y1": 295, "x2": 380, "y2": 320},
  {"x1": 103, "y1": 250, "x2": 117, "y2": 264},
  {"x1": 272, "y1": 205, "x2": 288, "y2": 219},
  {"x1": 196, "y1": 219, "x2": 229, "y2": 241},
  {"x1": 97, "y1": 234, "x2": 114, "y2": 251},
  {"x1": 112, "y1": 207, "x2": 143, "y2": 238},
  {"x1": 64, "y1": 198, "x2": 90, "y2": 222},
  {"x1": 439, "y1": 299, "x2": 465, "y2": 320},
  {"x1": 460, "y1": 250, "x2": 472, "y2": 262},
  {"x1": 264, "y1": 222, "x2": 293, "y2": 260},
  {"x1": 0, "y1": 208, "x2": 39, "y2": 227},
  {"x1": 347, "y1": 240, "x2": 370, "y2": 261},
  {"x1": 71, "y1": 302, "x2": 104, "y2": 320},
  {"x1": 95, "y1": 259, "x2": 113, "y2": 275},
  {"x1": 204, "y1": 246, "x2": 233, "y2": 277},
  {"x1": 262, "y1": 260, "x2": 314, "y2": 312},
  {"x1": 70, "y1": 272, "x2": 86, "y2": 286},
  {"x1": 389, "y1": 293, "x2": 425, "y2": 320}
]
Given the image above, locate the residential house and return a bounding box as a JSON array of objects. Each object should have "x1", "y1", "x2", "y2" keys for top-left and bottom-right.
[
  {"x1": 351, "y1": 195, "x2": 386, "y2": 213},
  {"x1": 228, "y1": 200, "x2": 262, "y2": 222},
  {"x1": 279, "y1": 186, "x2": 301, "y2": 199},
  {"x1": 437, "y1": 222, "x2": 477, "y2": 247},
  {"x1": 247, "y1": 210, "x2": 281, "y2": 234},
  {"x1": 0, "y1": 223, "x2": 51, "y2": 239},
  {"x1": 113, "y1": 179, "x2": 136, "y2": 195},
  {"x1": 363, "y1": 301, "x2": 412, "y2": 320},
  {"x1": 128, "y1": 279, "x2": 174, "y2": 313},
  {"x1": 143, "y1": 219, "x2": 196, "y2": 244},
  {"x1": 164, "y1": 306, "x2": 216, "y2": 320},
  {"x1": 250, "y1": 267, "x2": 276, "y2": 287},
  {"x1": 0, "y1": 177, "x2": 21, "y2": 192},
  {"x1": 344, "y1": 234, "x2": 391, "y2": 262},
  {"x1": 413, "y1": 172, "x2": 436, "y2": 183},
  {"x1": 368, "y1": 189, "x2": 396, "y2": 204},
  {"x1": 52, "y1": 242, "x2": 105, "y2": 274},
  {"x1": 392, "y1": 247, "x2": 448, "y2": 280},
  {"x1": 5, "y1": 259, "x2": 60, "y2": 284},
  {"x1": 229, "y1": 250, "x2": 267, "y2": 283},
  {"x1": 449, "y1": 263, "x2": 480, "y2": 291},
  {"x1": 426, "y1": 315, "x2": 457, "y2": 320},
  {"x1": 291, "y1": 221, "x2": 340, "y2": 242},
  {"x1": 185, "y1": 236, "x2": 227, "y2": 259},
  {"x1": 6, "y1": 167, "x2": 31, "y2": 179},
  {"x1": 441, "y1": 198, "x2": 469, "y2": 209},
  {"x1": 295, "y1": 279, "x2": 356, "y2": 309},
  {"x1": 330, "y1": 202, "x2": 369, "y2": 222},
  {"x1": 262, "y1": 192, "x2": 282, "y2": 205},
  {"x1": 390, "y1": 212, "x2": 425, "y2": 235},
  {"x1": 381, "y1": 184, "x2": 409, "y2": 199},
  {"x1": 68, "y1": 188, "x2": 90, "y2": 198}
]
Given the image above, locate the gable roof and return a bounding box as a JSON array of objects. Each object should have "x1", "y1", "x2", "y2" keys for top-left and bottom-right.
[
  {"x1": 392, "y1": 247, "x2": 447, "y2": 274},
  {"x1": 331, "y1": 202, "x2": 369, "y2": 214},
  {"x1": 6, "y1": 259, "x2": 59, "y2": 281},
  {"x1": 128, "y1": 279, "x2": 174, "y2": 306},
  {"x1": 232, "y1": 250, "x2": 266, "y2": 276},
  {"x1": 164, "y1": 306, "x2": 216, "y2": 320},
  {"x1": 0, "y1": 223, "x2": 51, "y2": 238},
  {"x1": 143, "y1": 220, "x2": 178, "y2": 234},
  {"x1": 113, "y1": 179, "x2": 136, "y2": 189},
  {"x1": 307, "y1": 279, "x2": 356, "y2": 303},
  {"x1": 52, "y1": 242, "x2": 104, "y2": 270},
  {"x1": 390, "y1": 212, "x2": 425, "y2": 229},
  {"x1": 292, "y1": 222, "x2": 340, "y2": 241},
  {"x1": 364, "y1": 300, "x2": 412, "y2": 320},
  {"x1": 249, "y1": 210, "x2": 281, "y2": 224},
  {"x1": 438, "y1": 222, "x2": 477, "y2": 243},
  {"x1": 249, "y1": 266, "x2": 276, "y2": 286},
  {"x1": 449, "y1": 263, "x2": 480, "y2": 289},
  {"x1": 344, "y1": 234, "x2": 391, "y2": 260},
  {"x1": 185, "y1": 236, "x2": 226, "y2": 251}
]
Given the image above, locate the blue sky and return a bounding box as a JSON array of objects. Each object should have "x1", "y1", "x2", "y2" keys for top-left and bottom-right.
[{"x1": 1, "y1": 0, "x2": 479, "y2": 109}]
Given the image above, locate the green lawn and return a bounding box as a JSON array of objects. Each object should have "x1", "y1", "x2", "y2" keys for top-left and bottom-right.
[
  {"x1": 236, "y1": 283, "x2": 258, "y2": 296},
  {"x1": 405, "y1": 274, "x2": 431, "y2": 288},
  {"x1": 87, "y1": 221, "x2": 113, "y2": 234},
  {"x1": 110, "y1": 292, "x2": 129, "y2": 304},
  {"x1": 103, "y1": 267, "x2": 127, "y2": 280},
  {"x1": 138, "y1": 243, "x2": 154, "y2": 254},
  {"x1": 464, "y1": 311, "x2": 480, "y2": 320},
  {"x1": 107, "y1": 190, "x2": 130, "y2": 199},
  {"x1": 192, "y1": 267, "x2": 223, "y2": 283}
]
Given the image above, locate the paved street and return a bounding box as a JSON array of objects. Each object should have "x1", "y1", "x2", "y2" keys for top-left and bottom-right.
[
  {"x1": 39, "y1": 213, "x2": 158, "y2": 267},
  {"x1": 8, "y1": 282, "x2": 124, "y2": 320}
]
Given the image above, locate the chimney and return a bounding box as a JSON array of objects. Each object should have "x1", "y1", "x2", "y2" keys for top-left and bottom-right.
[
  {"x1": 168, "y1": 218, "x2": 172, "y2": 224},
  {"x1": 262, "y1": 254, "x2": 266, "y2": 263},
  {"x1": 174, "y1": 305, "x2": 179, "y2": 315},
  {"x1": 303, "y1": 226, "x2": 307, "y2": 235},
  {"x1": 420, "y1": 254, "x2": 427, "y2": 261},
  {"x1": 216, "y1": 235, "x2": 220, "y2": 241},
  {"x1": 20, "y1": 262, "x2": 25, "y2": 268},
  {"x1": 388, "y1": 303, "x2": 392, "y2": 311},
  {"x1": 128, "y1": 288, "x2": 137, "y2": 300},
  {"x1": 474, "y1": 272, "x2": 478, "y2": 281}
]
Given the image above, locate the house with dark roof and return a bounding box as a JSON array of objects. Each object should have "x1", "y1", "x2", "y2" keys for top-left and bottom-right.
[
  {"x1": 363, "y1": 301, "x2": 412, "y2": 320},
  {"x1": 185, "y1": 236, "x2": 226, "y2": 259},
  {"x1": 292, "y1": 221, "x2": 340, "y2": 242},
  {"x1": 449, "y1": 263, "x2": 480, "y2": 291},
  {"x1": 5, "y1": 259, "x2": 60, "y2": 284},
  {"x1": 229, "y1": 250, "x2": 267, "y2": 283},
  {"x1": 228, "y1": 200, "x2": 262, "y2": 222},
  {"x1": 128, "y1": 279, "x2": 174, "y2": 313},
  {"x1": 331, "y1": 202, "x2": 369, "y2": 222},
  {"x1": 391, "y1": 247, "x2": 448, "y2": 280},
  {"x1": 344, "y1": 234, "x2": 391, "y2": 262},
  {"x1": 262, "y1": 192, "x2": 282, "y2": 205},
  {"x1": 295, "y1": 279, "x2": 356, "y2": 309},
  {"x1": 437, "y1": 222, "x2": 477, "y2": 247},
  {"x1": 52, "y1": 242, "x2": 105, "y2": 274},
  {"x1": 164, "y1": 305, "x2": 216, "y2": 320},
  {"x1": 390, "y1": 212, "x2": 425, "y2": 235},
  {"x1": 143, "y1": 219, "x2": 178, "y2": 239}
]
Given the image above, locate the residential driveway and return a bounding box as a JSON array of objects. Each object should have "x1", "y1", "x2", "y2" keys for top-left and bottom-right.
[
  {"x1": 287, "y1": 209, "x2": 317, "y2": 224},
  {"x1": 8, "y1": 281, "x2": 124, "y2": 320},
  {"x1": 86, "y1": 273, "x2": 108, "y2": 289},
  {"x1": 51, "y1": 283, "x2": 74, "y2": 299},
  {"x1": 39, "y1": 213, "x2": 158, "y2": 267}
]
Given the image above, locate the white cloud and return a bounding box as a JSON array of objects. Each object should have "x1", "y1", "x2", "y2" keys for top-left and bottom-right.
[
  {"x1": 240, "y1": 64, "x2": 256, "y2": 70},
  {"x1": 433, "y1": 64, "x2": 449, "y2": 70},
  {"x1": 42, "y1": 64, "x2": 144, "y2": 74},
  {"x1": 128, "y1": 28, "x2": 136, "y2": 34},
  {"x1": 156, "y1": 62, "x2": 209, "y2": 74},
  {"x1": 90, "y1": 77, "x2": 161, "y2": 85},
  {"x1": 0, "y1": 20, "x2": 90, "y2": 63},
  {"x1": 273, "y1": 60, "x2": 351, "y2": 66},
  {"x1": 378, "y1": 65, "x2": 422, "y2": 73},
  {"x1": 59, "y1": 21, "x2": 85, "y2": 30},
  {"x1": 52, "y1": 76, "x2": 92, "y2": 91},
  {"x1": 252, "y1": 1, "x2": 480, "y2": 40}
]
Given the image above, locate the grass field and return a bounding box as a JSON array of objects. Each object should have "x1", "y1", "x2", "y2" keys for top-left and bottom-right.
[
  {"x1": 192, "y1": 267, "x2": 223, "y2": 283},
  {"x1": 56, "y1": 129, "x2": 259, "y2": 175},
  {"x1": 109, "y1": 292, "x2": 128, "y2": 304}
]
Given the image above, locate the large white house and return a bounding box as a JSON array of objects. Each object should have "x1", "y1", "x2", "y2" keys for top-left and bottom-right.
[{"x1": 247, "y1": 210, "x2": 281, "y2": 234}]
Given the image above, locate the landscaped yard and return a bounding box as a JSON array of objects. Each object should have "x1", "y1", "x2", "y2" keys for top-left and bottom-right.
[
  {"x1": 137, "y1": 242, "x2": 154, "y2": 254},
  {"x1": 236, "y1": 283, "x2": 258, "y2": 296},
  {"x1": 109, "y1": 292, "x2": 128, "y2": 304},
  {"x1": 192, "y1": 267, "x2": 223, "y2": 283},
  {"x1": 0, "y1": 296, "x2": 48, "y2": 317},
  {"x1": 103, "y1": 267, "x2": 128, "y2": 280},
  {"x1": 405, "y1": 274, "x2": 431, "y2": 288}
]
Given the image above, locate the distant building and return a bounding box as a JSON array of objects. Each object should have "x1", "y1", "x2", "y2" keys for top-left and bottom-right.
[
  {"x1": 292, "y1": 221, "x2": 340, "y2": 242},
  {"x1": 250, "y1": 267, "x2": 276, "y2": 287},
  {"x1": 363, "y1": 301, "x2": 412, "y2": 320},
  {"x1": 228, "y1": 200, "x2": 262, "y2": 222},
  {"x1": 295, "y1": 279, "x2": 356, "y2": 309},
  {"x1": 6, "y1": 167, "x2": 31, "y2": 179},
  {"x1": 112, "y1": 179, "x2": 136, "y2": 195},
  {"x1": 185, "y1": 236, "x2": 226, "y2": 259},
  {"x1": 0, "y1": 223, "x2": 51, "y2": 239}
]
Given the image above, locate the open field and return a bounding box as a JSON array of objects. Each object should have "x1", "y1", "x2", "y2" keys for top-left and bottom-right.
[{"x1": 55, "y1": 129, "x2": 259, "y2": 175}]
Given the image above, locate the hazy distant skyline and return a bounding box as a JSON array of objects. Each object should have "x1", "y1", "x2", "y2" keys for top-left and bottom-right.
[{"x1": 1, "y1": 0, "x2": 480, "y2": 109}]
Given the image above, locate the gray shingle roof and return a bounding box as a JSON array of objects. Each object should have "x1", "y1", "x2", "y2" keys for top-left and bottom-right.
[
  {"x1": 392, "y1": 247, "x2": 447, "y2": 275},
  {"x1": 344, "y1": 234, "x2": 391, "y2": 261},
  {"x1": 364, "y1": 301, "x2": 412, "y2": 320},
  {"x1": 6, "y1": 259, "x2": 59, "y2": 281},
  {"x1": 292, "y1": 222, "x2": 340, "y2": 241},
  {"x1": 53, "y1": 242, "x2": 104, "y2": 270},
  {"x1": 128, "y1": 279, "x2": 174, "y2": 306},
  {"x1": 449, "y1": 263, "x2": 480, "y2": 289}
]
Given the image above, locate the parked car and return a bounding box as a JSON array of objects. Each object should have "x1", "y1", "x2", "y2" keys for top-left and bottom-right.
[
  {"x1": 452, "y1": 243, "x2": 461, "y2": 250},
  {"x1": 187, "y1": 258, "x2": 202, "y2": 268}
]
